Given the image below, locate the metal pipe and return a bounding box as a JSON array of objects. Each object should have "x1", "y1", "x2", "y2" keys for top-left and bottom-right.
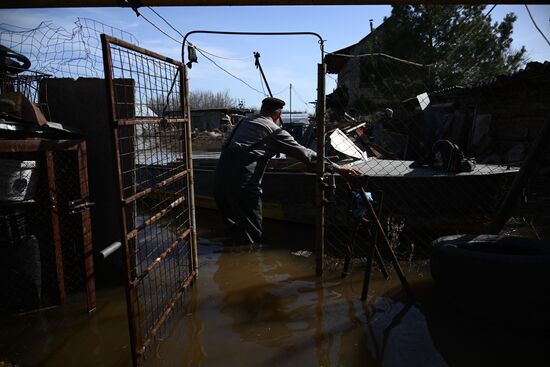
[
  {"x1": 289, "y1": 83, "x2": 292, "y2": 123},
  {"x1": 361, "y1": 231, "x2": 376, "y2": 301},
  {"x1": 358, "y1": 187, "x2": 414, "y2": 301},
  {"x1": 100, "y1": 241, "x2": 122, "y2": 259},
  {"x1": 182, "y1": 64, "x2": 199, "y2": 275},
  {"x1": 315, "y1": 63, "x2": 326, "y2": 276},
  {"x1": 182, "y1": 30, "x2": 325, "y2": 66},
  {"x1": 253, "y1": 51, "x2": 273, "y2": 97}
]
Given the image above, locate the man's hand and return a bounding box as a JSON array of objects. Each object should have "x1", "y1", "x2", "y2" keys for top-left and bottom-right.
[{"x1": 334, "y1": 164, "x2": 362, "y2": 176}]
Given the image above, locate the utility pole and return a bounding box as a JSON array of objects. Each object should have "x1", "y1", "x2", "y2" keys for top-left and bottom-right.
[
  {"x1": 253, "y1": 51, "x2": 273, "y2": 97},
  {"x1": 289, "y1": 83, "x2": 292, "y2": 123}
]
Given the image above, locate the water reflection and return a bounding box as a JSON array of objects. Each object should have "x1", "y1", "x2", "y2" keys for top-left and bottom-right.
[
  {"x1": 148, "y1": 210, "x2": 549, "y2": 367},
  {"x1": 149, "y1": 218, "x2": 443, "y2": 367}
]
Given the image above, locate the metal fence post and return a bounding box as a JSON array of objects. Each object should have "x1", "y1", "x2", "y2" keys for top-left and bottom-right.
[{"x1": 315, "y1": 63, "x2": 326, "y2": 276}]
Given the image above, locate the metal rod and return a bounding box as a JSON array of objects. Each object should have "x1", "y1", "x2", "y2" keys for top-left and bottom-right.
[
  {"x1": 373, "y1": 242, "x2": 389, "y2": 280},
  {"x1": 373, "y1": 190, "x2": 389, "y2": 279},
  {"x1": 123, "y1": 168, "x2": 189, "y2": 205},
  {"x1": 358, "y1": 187, "x2": 414, "y2": 301},
  {"x1": 46, "y1": 151, "x2": 66, "y2": 304},
  {"x1": 126, "y1": 196, "x2": 185, "y2": 241},
  {"x1": 182, "y1": 30, "x2": 325, "y2": 66},
  {"x1": 489, "y1": 117, "x2": 550, "y2": 234},
  {"x1": 289, "y1": 83, "x2": 292, "y2": 123},
  {"x1": 253, "y1": 51, "x2": 273, "y2": 97},
  {"x1": 315, "y1": 63, "x2": 326, "y2": 276},
  {"x1": 361, "y1": 231, "x2": 376, "y2": 301},
  {"x1": 182, "y1": 64, "x2": 199, "y2": 275},
  {"x1": 100, "y1": 33, "x2": 139, "y2": 367}
]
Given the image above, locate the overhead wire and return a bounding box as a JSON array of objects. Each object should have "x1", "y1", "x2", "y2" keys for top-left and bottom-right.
[
  {"x1": 324, "y1": 4, "x2": 499, "y2": 70},
  {"x1": 147, "y1": 6, "x2": 185, "y2": 38},
  {"x1": 195, "y1": 48, "x2": 265, "y2": 95},
  {"x1": 137, "y1": 9, "x2": 184, "y2": 45},
  {"x1": 272, "y1": 86, "x2": 289, "y2": 96},
  {"x1": 147, "y1": 6, "x2": 252, "y2": 60},
  {"x1": 258, "y1": 69, "x2": 267, "y2": 96},
  {"x1": 131, "y1": 6, "x2": 265, "y2": 96},
  {"x1": 324, "y1": 51, "x2": 430, "y2": 68},
  {"x1": 291, "y1": 86, "x2": 313, "y2": 111},
  {"x1": 194, "y1": 47, "x2": 253, "y2": 61},
  {"x1": 524, "y1": 5, "x2": 550, "y2": 47}
]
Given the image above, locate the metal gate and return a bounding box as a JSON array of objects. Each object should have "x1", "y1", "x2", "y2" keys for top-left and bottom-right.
[{"x1": 101, "y1": 35, "x2": 197, "y2": 366}]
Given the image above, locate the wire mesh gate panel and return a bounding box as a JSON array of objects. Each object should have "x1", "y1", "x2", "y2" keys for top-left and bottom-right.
[{"x1": 101, "y1": 35, "x2": 197, "y2": 366}]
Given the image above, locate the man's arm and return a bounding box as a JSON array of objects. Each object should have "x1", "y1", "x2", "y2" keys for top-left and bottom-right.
[
  {"x1": 266, "y1": 128, "x2": 316, "y2": 164},
  {"x1": 266, "y1": 129, "x2": 361, "y2": 176}
]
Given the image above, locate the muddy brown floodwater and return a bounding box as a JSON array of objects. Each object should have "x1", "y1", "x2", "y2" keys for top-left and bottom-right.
[{"x1": 1, "y1": 208, "x2": 548, "y2": 367}]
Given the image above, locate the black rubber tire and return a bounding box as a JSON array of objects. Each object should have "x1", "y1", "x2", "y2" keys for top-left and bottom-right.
[
  {"x1": 0, "y1": 45, "x2": 31, "y2": 74},
  {"x1": 430, "y1": 234, "x2": 550, "y2": 314}
]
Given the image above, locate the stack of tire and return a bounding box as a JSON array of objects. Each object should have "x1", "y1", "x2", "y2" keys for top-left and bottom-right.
[{"x1": 430, "y1": 234, "x2": 550, "y2": 325}]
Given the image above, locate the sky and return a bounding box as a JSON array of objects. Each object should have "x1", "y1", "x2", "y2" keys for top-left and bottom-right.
[{"x1": 0, "y1": 4, "x2": 549, "y2": 112}]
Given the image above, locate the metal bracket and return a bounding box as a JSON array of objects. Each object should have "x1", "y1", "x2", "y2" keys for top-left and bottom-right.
[{"x1": 68, "y1": 197, "x2": 95, "y2": 215}]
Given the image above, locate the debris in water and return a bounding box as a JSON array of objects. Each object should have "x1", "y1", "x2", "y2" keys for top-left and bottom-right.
[{"x1": 291, "y1": 250, "x2": 312, "y2": 258}]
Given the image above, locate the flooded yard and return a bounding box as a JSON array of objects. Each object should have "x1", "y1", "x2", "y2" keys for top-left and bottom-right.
[{"x1": 1, "y1": 208, "x2": 548, "y2": 367}]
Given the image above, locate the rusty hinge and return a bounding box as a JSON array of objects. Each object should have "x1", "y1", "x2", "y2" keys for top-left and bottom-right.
[{"x1": 68, "y1": 198, "x2": 95, "y2": 214}]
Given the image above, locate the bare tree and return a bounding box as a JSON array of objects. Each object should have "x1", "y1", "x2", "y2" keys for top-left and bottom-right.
[{"x1": 189, "y1": 89, "x2": 238, "y2": 110}]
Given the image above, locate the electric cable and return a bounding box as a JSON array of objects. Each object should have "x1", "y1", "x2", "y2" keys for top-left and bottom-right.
[
  {"x1": 128, "y1": 6, "x2": 265, "y2": 95},
  {"x1": 324, "y1": 4, "x2": 498, "y2": 69},
  {"x1": 525, "y1": 5, "x2": 550, "y2": 47},
  {"x1": 195, "y1": 48, "x2": 265, "y2": 95},
  {"x1": 272, "y1": 86, "x2": 289, "y2": 96},
  {"x1": 147, "y1": 6, "x2": 252, "y2": 60},
  {"x1": 258, "y1": 69, "x2": 267, "y2": 96},
  {"x1": 291, "y1": 86, "x2": 313, "y2": 111}
]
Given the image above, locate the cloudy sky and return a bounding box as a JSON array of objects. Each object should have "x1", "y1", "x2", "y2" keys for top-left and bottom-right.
[{"x1": 1, "y1": 4, "x2": 549, "y2": 111}]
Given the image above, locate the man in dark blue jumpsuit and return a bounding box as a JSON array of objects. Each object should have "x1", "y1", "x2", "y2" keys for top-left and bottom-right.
[{"x1": 214, "y1": 97, "x2": 358, "y2": 244}]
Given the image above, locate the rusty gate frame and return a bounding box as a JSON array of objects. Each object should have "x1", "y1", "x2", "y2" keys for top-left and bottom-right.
[
  {"x1": 0, "y1": 139, "x2": 96, "y2": 312},
  {"x1": 101, "y1": 34, "x2": 197, "y2": 366}
]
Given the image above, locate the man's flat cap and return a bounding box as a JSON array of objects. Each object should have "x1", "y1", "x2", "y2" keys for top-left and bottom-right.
[{"x1": 262, "y1": 97, "x2": 285, "y2": 109}]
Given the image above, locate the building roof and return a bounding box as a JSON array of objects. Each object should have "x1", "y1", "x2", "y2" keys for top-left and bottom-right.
[{"x1": 429, "y1": 61, "x2": 550, "y2": 98}]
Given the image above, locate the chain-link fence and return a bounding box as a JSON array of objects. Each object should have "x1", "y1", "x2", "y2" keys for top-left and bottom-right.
[{"x1": 321, "y1": 19, "x2": 550, "y2": 275}]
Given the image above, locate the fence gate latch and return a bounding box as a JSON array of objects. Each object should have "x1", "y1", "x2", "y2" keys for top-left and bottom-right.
[{"x1": 68, "y1": 198, "x2": 95, "y2": 214}]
